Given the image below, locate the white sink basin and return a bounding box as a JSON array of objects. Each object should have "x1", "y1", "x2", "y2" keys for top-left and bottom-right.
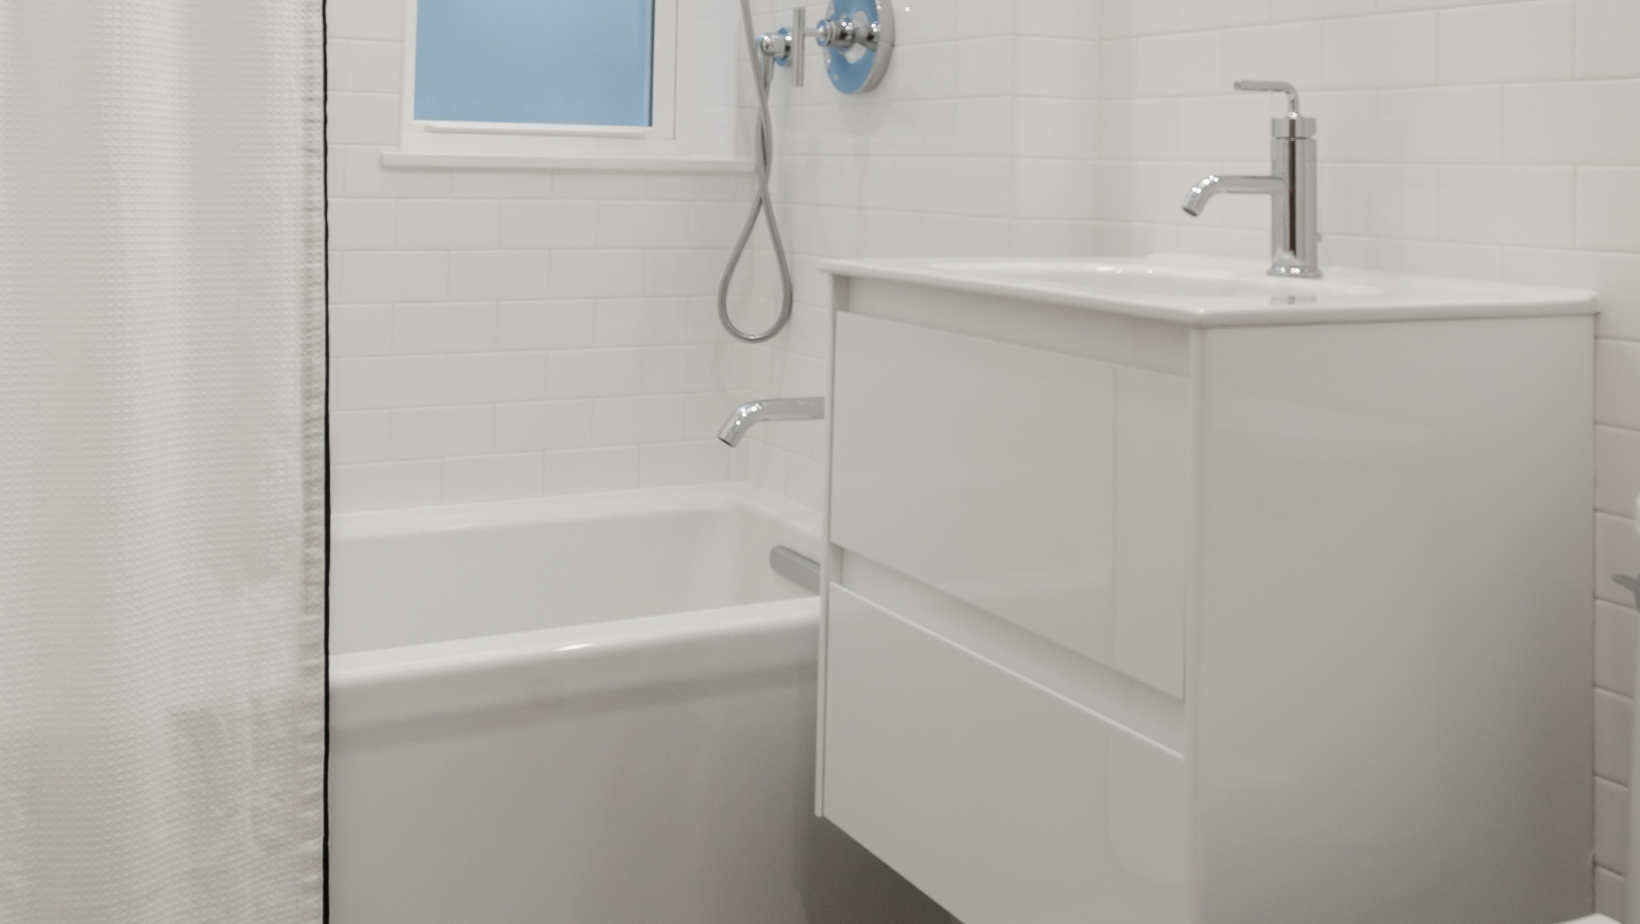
[
  {"x1": 930, "y1": 259, "x2": 1380, "y2": 299},
  {"x1": 820, "y1": 253, "x2": 1594, "y2": 326}
]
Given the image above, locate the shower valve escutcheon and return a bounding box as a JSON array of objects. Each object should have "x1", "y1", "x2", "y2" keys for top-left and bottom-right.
[
  {"x1": 814, "y1": 1, "x2": 894, "y2": 93},
  {"x1": 757, "y1": 2, "x2": 894, "y2": 94},
  {"x1": 1182, "y1": 80, "x2": 1321, "y2": 278}
]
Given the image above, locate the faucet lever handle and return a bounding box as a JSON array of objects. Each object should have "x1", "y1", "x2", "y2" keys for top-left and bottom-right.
[
  {"x1": 791, "y1": 6, "x2": 806, "y2": 86},
  {"x1": 1234, "y1": 79, "x2": 1301, "y2": 118}
]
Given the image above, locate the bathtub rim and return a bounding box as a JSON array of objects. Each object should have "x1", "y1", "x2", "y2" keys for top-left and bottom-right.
[
  {"x1": 331, "y1": 482, "x2": 822, "y2": 542},
  {"x1": 330, "y1": 596, "x2": 820, "y2": 730}
]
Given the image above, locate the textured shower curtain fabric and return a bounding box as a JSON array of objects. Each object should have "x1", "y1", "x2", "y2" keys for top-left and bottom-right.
[{"x1": 0, "y1": 2, "x2": 326, "y2": 922}]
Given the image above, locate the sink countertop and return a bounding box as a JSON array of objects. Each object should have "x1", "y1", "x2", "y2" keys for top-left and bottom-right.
[{"x1": 819, "y1": 254, "x2": 1597, "y2": 327}]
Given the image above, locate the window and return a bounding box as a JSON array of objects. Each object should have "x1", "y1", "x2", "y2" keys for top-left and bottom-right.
[
  {"x1": 414, "y1": 0, "x2": 655, "y2": 127},
  {"x1": 399, "y1": 0, "x2": 683, "y2": 159}
]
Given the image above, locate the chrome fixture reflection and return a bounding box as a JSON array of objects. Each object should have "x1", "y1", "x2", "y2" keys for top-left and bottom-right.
[
  {"x1": 757, "y1": 6, "x2": 807, "y2": 86},
  {"x1": 815, "y1": 0, "x2": 893, "y2": 93},
  {"x1": 718, "y1": 397, "x2": 825, "y2": 447},
  {"x1": 815, "y1": 13, "x2": 876, "y2": 50},
  {"x1": 769, "y1": 545, "x2": 822, "y2": 594},
  {"x1": 1182, "y1": 80, "x2": 1321, "y2": 278}
]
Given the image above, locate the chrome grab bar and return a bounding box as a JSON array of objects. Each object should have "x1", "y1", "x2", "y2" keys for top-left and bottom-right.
[{"x1": 770, "y1": 546, "x2": 820, "y2": 595}]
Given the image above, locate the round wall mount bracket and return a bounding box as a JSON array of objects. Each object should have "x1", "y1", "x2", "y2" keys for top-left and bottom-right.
[{"x1": 815, "y1": 0, "x2": 894, "y2": 93}]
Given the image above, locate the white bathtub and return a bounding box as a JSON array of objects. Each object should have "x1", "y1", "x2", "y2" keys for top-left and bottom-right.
[{"x1": 328, "y1": 484, "x2": 949, "y2": 924}]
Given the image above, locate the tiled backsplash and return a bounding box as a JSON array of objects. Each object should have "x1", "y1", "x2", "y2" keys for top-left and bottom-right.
[{"x1": 326, "y1": 158, "x2": 774, "y2": 510}]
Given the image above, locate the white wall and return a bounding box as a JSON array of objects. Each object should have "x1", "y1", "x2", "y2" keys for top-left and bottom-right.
[
  {"x1": 1090, "y1": 0, "x2": 1640, "y2": 916},
  {"x1": 327, "y1": 0, "x2": 774, "y2": 512},
  {"x1": 738, "y1": 0, "x2": 1101, "y2": 505},
  {"x1": 325, "y1": 0, "x2": 1101, "y2": 515}
]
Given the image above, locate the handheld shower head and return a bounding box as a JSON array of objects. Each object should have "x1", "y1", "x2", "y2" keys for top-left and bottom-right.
[{"x1": 718, "y1": 1, "x2": 799, "y2": 344}]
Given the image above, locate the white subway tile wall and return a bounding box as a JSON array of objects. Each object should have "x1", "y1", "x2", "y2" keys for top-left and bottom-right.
[
  {"x1": 733, "y1": 0, "x2": 1102, "y2": 507},
  {"x1": 329, "y1": 0, "x2": 1639, "y2": 911},
  {"x1": 1095, "y1": 0, "x2": 1640, "y2": 915},
  {"x1": 327, "y1": 0, "x2": 764, "y2": 511},
  {"x1": 330, "y1": 0, "x2": 1104, "y2": 514}
]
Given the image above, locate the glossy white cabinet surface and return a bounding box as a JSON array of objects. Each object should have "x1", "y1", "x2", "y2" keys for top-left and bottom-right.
[
  {"x1": 824, "y1": 585, "x2": 1186, "y2": 924},
  {"x1": 818, "y1": 256, "x2": 1597, "y2": 924},
  {"x1": 1192, "y1": 318, "x2": 1595, "y2": 924},
  {"x1": 830, "y1": 312, "x2": 1190, "y2": 696}
]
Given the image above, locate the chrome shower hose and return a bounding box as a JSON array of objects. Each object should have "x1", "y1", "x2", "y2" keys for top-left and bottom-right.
[{"x1": 717, "y1": 0, "x2": 794, "y2": 343}]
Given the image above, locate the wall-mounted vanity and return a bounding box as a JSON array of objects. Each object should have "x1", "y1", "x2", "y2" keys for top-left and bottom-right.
[{"x1": 816, "y1": 255, "x2": 1597, "y2": 924}]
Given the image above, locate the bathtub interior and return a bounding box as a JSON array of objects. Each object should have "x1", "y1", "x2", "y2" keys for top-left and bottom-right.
[
  {"x1": 330, "y1": 651, "x2": 953, "y2": 924},
  {"x1": 327, "y1": 482, "x2": 956, "y2": 924},
  {"x1": 330, "y1": 483, "x2": 823, "y2": 654}
]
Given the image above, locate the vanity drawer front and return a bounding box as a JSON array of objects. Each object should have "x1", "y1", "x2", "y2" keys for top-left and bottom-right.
[
  {"x1": 822, "y1": 585, "x2": 1187, "y2": 924},
  {"x1": 830, "y1": 310, "x2": 1191, "y2": 697}
]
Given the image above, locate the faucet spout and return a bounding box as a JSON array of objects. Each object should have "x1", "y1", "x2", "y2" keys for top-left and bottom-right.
[
  {"x1": 1181, "y1": 174, "x2": 1285, "y2": 217},
  {"x1": 718, "y1": 397, "x2": 825, "y2": 447}
]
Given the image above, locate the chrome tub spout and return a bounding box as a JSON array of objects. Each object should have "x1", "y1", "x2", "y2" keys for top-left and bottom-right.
[{"x1": 718, "y1": 397, "x2": 825, "y2": 447}]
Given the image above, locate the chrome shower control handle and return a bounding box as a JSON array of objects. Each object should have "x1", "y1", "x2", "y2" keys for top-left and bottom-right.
[
  {"x1": 814, "y1": 16, "x2": 852, "y2": 47},
  {"x1": 815, "y1": 15, "x2": 877, "y2": 50},
  {"x1": 791, "y1": 6, "x2": 805, "y2": 85}
]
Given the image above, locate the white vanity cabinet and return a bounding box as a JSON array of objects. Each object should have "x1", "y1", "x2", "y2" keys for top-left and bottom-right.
[{"x1": 815, "y1": 257, "x2": 1598, "y2": 924}]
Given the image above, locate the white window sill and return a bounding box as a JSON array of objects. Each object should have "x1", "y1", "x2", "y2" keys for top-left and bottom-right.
[{"x1": 381, "y1": 151, "x2": 753, "y2": 173}]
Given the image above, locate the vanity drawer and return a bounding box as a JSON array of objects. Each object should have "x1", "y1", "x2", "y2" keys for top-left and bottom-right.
[
  {"x1": 822, "y1": 584, "x2": 1187, "y2": 924},
  {"x1": 830, "y1": 310, "x2": 1191, "y2": 697}
]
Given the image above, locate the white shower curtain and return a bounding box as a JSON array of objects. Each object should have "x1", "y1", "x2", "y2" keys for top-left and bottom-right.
[{"x1": 0, "y1": 2, "x2": 326, "y2": 922}]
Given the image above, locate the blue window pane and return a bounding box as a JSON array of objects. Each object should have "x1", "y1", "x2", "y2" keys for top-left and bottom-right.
[{"x1": 415, "y1": 0, "x2": 654, "y2": 127}]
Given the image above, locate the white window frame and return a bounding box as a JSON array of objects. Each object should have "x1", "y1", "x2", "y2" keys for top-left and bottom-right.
[{"x1": 398, "y1": 0, "x2": 686, "y2": 159}]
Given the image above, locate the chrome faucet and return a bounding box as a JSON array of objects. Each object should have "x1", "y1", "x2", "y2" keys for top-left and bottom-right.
[
  {"x1": 718, "y1": 397, "x2": 824, "y2": 447},
  {"x1": 1182, "y1": 80, "x2": 1320, "y2": 278}
]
